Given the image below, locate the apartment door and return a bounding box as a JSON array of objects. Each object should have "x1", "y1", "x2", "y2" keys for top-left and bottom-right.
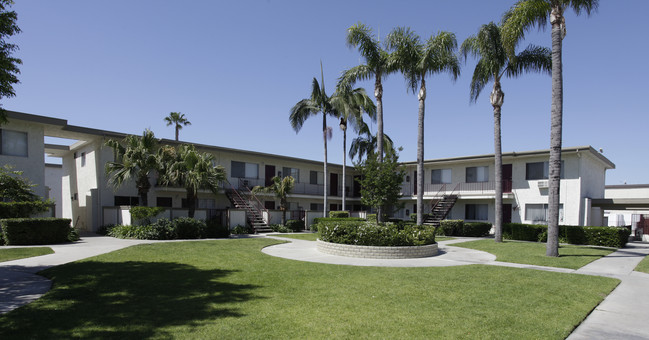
[
  {"x1": 265, "y1": 165, "x2": 276, "y2": 186},
  {"x1": 502, "y1": 164, "x2": 512, "y2": 193},
  {"x1": 503, "y1": 204, "x2": 512, "y2": 224},
  {"x1": 330, "y1": 173, "x2": 339, "y2": 196},
  {"x1": 413, "y1": 170, "x2": 417, "y2": 195}
]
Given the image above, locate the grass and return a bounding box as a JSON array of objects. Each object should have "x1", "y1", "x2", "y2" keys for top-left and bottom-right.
[
  {"x1": 0, "y1": 238, "x2": 618, "y2": 339},
  {"x1": 452, "y1": 239, "x2": 615, "y2": 269},
  {"x1": 635, "y1": 255, "x2": 649, "y2": 274},
  {"x1": 0, "y1": 247, "x2": 54, "y2": 262}
]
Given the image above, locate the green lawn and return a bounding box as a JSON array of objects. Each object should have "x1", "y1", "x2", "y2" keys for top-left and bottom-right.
[
  {"x1": 635, "y1": 255, "x2": 649, "y2": 274},
  {"x1": 0, "y1": 247, "x2": 54, "y2": 262},
  {"x1": 0, "y1": 239, "x2": 618, "y2": 339},
  {"x1": 452, "y1": 239, "x2": 615, "y2": 269}
]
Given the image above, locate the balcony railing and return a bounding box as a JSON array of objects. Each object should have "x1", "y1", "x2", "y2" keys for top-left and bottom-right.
[
  {"x1": 401, "y1": 180, "x2": 513, "y2": 197},
  {"x1": 228, "y1": 177, "x2": 360, "y2": 198}
]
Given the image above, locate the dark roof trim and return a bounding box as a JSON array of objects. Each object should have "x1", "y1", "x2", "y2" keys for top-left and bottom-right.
[
  {"x1": 606, "y1": 184, "x2": 649, "y2": 189},
  {"x1": 6, "y1": 110, "x2": 68, "y2": 126}
]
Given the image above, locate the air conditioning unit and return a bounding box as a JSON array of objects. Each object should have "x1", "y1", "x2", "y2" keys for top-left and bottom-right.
[{"x1": 537, "y1": 180, "x2": 549, "y2": 189}]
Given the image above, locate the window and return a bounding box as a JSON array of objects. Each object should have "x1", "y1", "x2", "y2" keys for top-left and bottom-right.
[
  {"x1": 466, "y1": 166, "x2": 488, "y2": 183},
  {"x1": 114, "y1": 196, "x2": 139, "y2": 206},
  {"x1": 310, "y1": 203, "x2": 324, "y2": 211},
  {"x1": 265, "y1": 201, "x2": 276, "y2": 209},
  {"x1": 0, "y1": 129, "x2": 28, "y2": 157},
  {"x1": 231, "y1": 161, "x2": 258, "y2": 178},
  {"x1": 431, "y1": 169, "x2": 452, "y2": 184},
  {"x1": 283, "y1": 167, "x2": 299, "y2": 181},
  {"x1": 526, "y1": 161, "x2": 565, "y2": 180},
  {"x1": 310, "y1": 170, "x2": 324, "y2": 185},
  {"x1": 156, "y1": 197, "x2": 172, "y2": 207},
  {"x1": 525, "y1": 203, "x2": 564, "y2": 222},
  {"x1": 197, "y1": 199, "x2": 216, "y2": 209},
  {"x1": 465, "y1": 204, "x2": 488, "y2": 220},
  {"x1": 81, "y1": 152, "x2": 86, "y2": 167}
]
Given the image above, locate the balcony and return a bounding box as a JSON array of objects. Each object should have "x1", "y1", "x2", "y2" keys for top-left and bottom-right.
[
  {"x1": 400, "y1": 180, "x2": 513, "y2": 197},
  {"x1": 229, "y1": 177, "x2": 360, "y2": 198}
]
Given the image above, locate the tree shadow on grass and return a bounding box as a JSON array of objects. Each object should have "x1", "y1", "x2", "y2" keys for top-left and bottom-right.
[{"x1": 0, "y1": 261, "x2": 261, "y2": 339}]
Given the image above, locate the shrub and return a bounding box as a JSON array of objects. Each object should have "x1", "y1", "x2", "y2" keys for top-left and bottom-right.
[
  {"x1": 173, "y1": 217, "x2": 206, "y2": 239},
  {"x1": 232, "y1": 225, "x2": 253, "y2": 235},
  {"x1": 463, "y1": 222, "x2": 492, "y2": 237},
  {"x1": 318, "y1": 220, "x2": 436, "y2": 246},
  {"x1": 129, "y1": 206, "x2": 165, "y2": 225},
  {"x1": 503, "y1": 223, "x2": 547, "y2": 242},
  {"x1": 97, "y1": 224, "x2": 115, "y2": 236},
  {"x1": 312, "y1": 217, "x2": 365, "y2": 233},
  {"x1": 0, "y1": 218, "x2": 73, "y2": 245},
  {"x1": 0, "y1": 201, "x2": 50, "y2": 218},
  {"x1": 270, "y1": 224, "x2": 291, "y2": 233},
  {"x1": 285, "y1": 219, "x2": 304, "y2": 232},
  {"x1": 409, "y1": 213, "x2": 431, "y2": 222},
  {"x1": 329, "y1": 211, "x2": 349, "y2": 218},
  {"x1": 440, "y1": 220, "x2": 464, "y2": 236},
  {"x1": 205, "y1": 218, "x2": 229, "y2": 238},
  {"x1": 503, "y1": 223, "x2": 631, "y2": 248},
  {"x1": 366, "y1": 213, "x2": 377, "y2": 222}
]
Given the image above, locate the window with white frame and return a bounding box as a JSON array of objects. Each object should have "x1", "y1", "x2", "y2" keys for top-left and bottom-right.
[
  {"x1": 231, "y1": 161, "x2": 258, "y2": 178},
  {"x1": 309, "y1": 170, "x2": 324, "y2": 185},
  {"x1": 431, "y1": 169, "x2": 452, "y2": 184},
  {"x1": 466, "y1": 166, "x2": 488, "y2": 183},
  {"x1": 526, "y1": 161, "x2": 565, "y2": 180},
  {"x1": 525, "y1": 203, "x2": 564, "y2": 222},
  {"x1": 0, "y1": 129, "x2": 28, "y2": 157},
  {"x1": 465, "y1": 204, "x2": 488, "y2": 220},
  {"x1": 282, "y1": 167, "x2": 299, "y2": 181}
]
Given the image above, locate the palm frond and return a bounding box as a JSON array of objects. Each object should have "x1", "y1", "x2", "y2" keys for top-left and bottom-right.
[
  {"x1": 507, "y1": 44, "x2": 552, "y2": 77},
  {"x1": 469, "y1": 59, "x2": 493, "y2": 103},
  {"x1": 338, "y1": 65, "x2": 374, "y2": 88},
  {"x1": 386, "y1": 26, "x2": 421, "y2": 94},
  {"x1": 567, "y1": 0, "x2": 599, "y2": 16},
  {"x1": 421, "y1": 31, "x2": 461, "y2": 81},
  {"x1": 346, "y1": 23, "x2": 381, "y2": 67},
  {"x1": 501, "y1": 0, "x2": 551, "y2": 58}
]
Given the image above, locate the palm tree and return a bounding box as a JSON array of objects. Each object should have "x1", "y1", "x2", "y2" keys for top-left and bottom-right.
[
  {"x1": 164, "y1": 112, "x2": 191, "y2": 141},
  {"x1": 162, "y1": 144, "x2": 226, "y2": 218},
  {"x1": 331, "y1": 84, "x2": 376, "y2": 211},
  {"x1": 461, "y1": 22, "x2": 551, "y2": 242},
  {"x1": 502, "y1": 0, "x2": 598, "y2": 257},
  {"x1": 289, "y1": 62, "x2": 336, "y2": 218},
  {"x1": 105, "y1": 129, "x2": 160, "y2": 207},
  {"x1": 349, "y1": 121, "x2": 395, "y2": 163},
  {"x1": 252, "y1": 176, "x2": 295, "y2": 225},
  {"x1": 387, "y1": 28, "x2": 460, "y2": 226}
]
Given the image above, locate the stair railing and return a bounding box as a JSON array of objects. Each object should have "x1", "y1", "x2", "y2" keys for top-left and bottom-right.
[
  {"x1": 238, "y1": 178, "x2": 269, "y2": 225},
  {"x1": 225, "y1": 178, "x2": 267, "y2": 230}
]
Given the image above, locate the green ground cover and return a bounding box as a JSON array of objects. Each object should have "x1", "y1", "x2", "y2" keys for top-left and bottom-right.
[
  {"x1": 634, "y1": 255, "x2": 649, "y2": 274},
  {"x1": 277, "y1": 233, "x2": 454, "y2": 242},
  {"x1": 452, "y1": 239, "x2": 615, "y2": 269},
  {"x1": 0, "y1": 239, "x2": 618, "y2": 339},
  {"x1": 0, "y1": 247, "x2": 54, "y2": 262}
]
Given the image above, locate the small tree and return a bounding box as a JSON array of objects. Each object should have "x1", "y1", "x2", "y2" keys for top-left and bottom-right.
[
  {"x1": 355, "y1": 151, "x2": 405, "y2": 223},
  {"x1": 252, "y1": 176, "x2": 295, "y2": 226},
  {"x1": 0, "y1": 165, "x2": 39, "y2": 201},
  {"x1": 0, "y1": 0, "x2": 21, "y2": 125}
]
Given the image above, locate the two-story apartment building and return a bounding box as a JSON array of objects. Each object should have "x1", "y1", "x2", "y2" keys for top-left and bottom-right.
[{"x1": 2, "y1": 110, "x2": 616, "y2": 232}]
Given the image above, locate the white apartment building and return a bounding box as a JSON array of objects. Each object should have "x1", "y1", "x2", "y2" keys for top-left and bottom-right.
[{"x1": 1, "y1": 111, "x2": 617, "y2": 232}]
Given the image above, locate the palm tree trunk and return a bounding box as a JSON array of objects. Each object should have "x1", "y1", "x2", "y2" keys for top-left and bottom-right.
[
  {"x1": 323, "y1": 113, "x2": 328, "y2": 218},
  {"x1": 547, "y1": 5, "x2": 564, "y2": 257},
  {"x1": 281, "y1": 208, "x2": 286, "y2": 225},
  {"x1": 416, "y1": 79, "x2": 426, "y2": 226},
  {"x1": 375, "y1": 73, "x2": 384, "y2": 223},
  {"x1": 342, "y1": 128, "x2": 346, "y2": 212},
  {"x1": 187, "y1": 189, "x2": 196, "y2": 218},
  {"x1": 137, "y1": 175, "x2": 150, "y2": 207},
  {"x1": 175, "y1": 125, "x2": 179, "y2": 141},
  {"x1": 491, "y1": 80, "x2": 504, "y2": 243}
]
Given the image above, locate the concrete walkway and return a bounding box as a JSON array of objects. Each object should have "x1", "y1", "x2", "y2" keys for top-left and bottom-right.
[{"x1": 1, "y1": 234, "x2": 648, "y2": 339}]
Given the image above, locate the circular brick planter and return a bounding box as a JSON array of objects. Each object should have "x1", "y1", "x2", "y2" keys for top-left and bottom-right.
[{"x1": 316, "y1": 239, "x2": 438, "y2": 259}]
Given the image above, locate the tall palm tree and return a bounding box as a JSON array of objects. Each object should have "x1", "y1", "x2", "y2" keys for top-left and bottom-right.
[
  {"x1": 387, "y1": 28, "x2": 461, "y2": 226},
  {"x1": 252, "y1": 176, "x2": 295, "y2": 225},
  {"x1": 502, "y1": 0, "x2": 598, "y2": 257},
  {"x1": 164, "y1": 112, "x2": 191, "y2": 141},
  {"x1": 290, "y1": 62, "x2": 336, "y2": 217},
  {"x1": 349, "y1": 121, "x2": 395, "y2": 163},
  {"x1": 461, "y1": 22, "x2": 551, "y2": 242},
  {"x1": 105, "y1": 129, "x2": 160, "y2": 207},
  {"x1": 331, "y1": 84, "x2": 376, "y2": 211},
  {"x1": 162, "y1": 144, "x2": 226, "y2": 218}
]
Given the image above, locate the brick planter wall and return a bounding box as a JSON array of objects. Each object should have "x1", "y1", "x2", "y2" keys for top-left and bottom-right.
[{"x1": 316, "y1": 240, "x2": 438, "y2": 259}]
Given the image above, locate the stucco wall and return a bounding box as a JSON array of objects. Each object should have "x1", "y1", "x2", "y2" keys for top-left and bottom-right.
[
  {"x1": 1, "y1": 120, "x2": 46, "y2": 198},
  {"x1": 44, "y1": 164, "x2": 63, "y2": 217}
]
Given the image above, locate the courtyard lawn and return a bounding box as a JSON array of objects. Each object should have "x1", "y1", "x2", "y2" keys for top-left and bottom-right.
[
  {"x1": 452, "y1": 239, "x2": 615, "y2": 269},
  {"x1": 0, "y1": 247, "x2": 54, "y2": 262},
  {"x1": 0, "y1": 238, "x2": 618, "y2": 339},
  {"x1": 635, "y1": 255, "x2": 649, "y2": 274}
]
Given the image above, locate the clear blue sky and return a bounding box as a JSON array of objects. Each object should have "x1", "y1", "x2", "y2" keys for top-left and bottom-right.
[{"x1": 5, "y1": 1, "x2": 648, "y2": 185}]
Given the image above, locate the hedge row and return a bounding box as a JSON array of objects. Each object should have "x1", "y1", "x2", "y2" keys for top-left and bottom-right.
[
  {"x1": 439, "y1": 220, "x2": 491, "y2": 237},
  {"x1": 311, "y1": 217, "x2": 365, "y2": 232},
  {"x1": 106, "y1": 217, "x2": 229, "y2": 240},
  {"x1": 503, "y1": 223, "x2": 631, "y2": 248},
  {"x1": 0, "y1": 201, "x2": 50, "y2": 218},
  {"x1": 318, "y1": 220, "x2": 436, "y2": 246},
  {"x1": 271, "y1": 219, "x2": 305, "y2": 233},
  {"x1": 1, "y1": 218, "x2": 74, "y2": 245}
]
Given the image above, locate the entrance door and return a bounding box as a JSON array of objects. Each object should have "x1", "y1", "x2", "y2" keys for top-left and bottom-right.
[
  {"x1": 502, "y1": 164, "x2": 512, "y2": 193},
  {"x1": 503, "y1": 204, "x2": 512, "y2": 224},
  {"x1": 265, "y1": 165, "x2": 275, "y2": 186},
  {"x1": 413, "y1": 170, "x2": 417, "y2": 195},
  {"x1": 330, "y1": 173, "x2": 339, "y2": 196}
]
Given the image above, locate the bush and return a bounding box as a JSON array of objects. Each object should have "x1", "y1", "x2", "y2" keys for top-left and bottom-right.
[
  {"x1": 0, "y1": 201, "x2": 50, "y2": 218},
  {"x1": 232, "y1": 225, "x2": 253, "y2": 235},
  {"x1": 503, "y1": 223, "x2": 631, "y2": 248},
  {"x1": 329, "y1": 211, "x2": 349, "y2": 218},
  {"x1": 318, "y1": 220, "x2": 436, "y2": 246},
  {"x1": 205, "y1": 218, "x2": 229, "y2": 238},
  {"x1": 285, "y1": 219, "x2": 304, "y2": 232},
  {"x1": 312, "y1": 217, "x2": 365, "y2": 232},
  {"x1": 409, "y1": 213, "x2": 431, "y2": 222},
  {"x1": 0, "y1": 218, "x2": 73, "y2": 245},
  {"x1": 503, "y1": 223, "x2": 547, "y2": 242},
  {"x1": 440, "y1": 220, "x2": 464, "y2": 236},
  {"x1": 173, "y1": 217, "x2": 206, "y2": 239},
  {"x1": 270, "y1": 224, "x2": 291, "y2": 233},
  {"x1": 366, "y1": 213, "x2": 377, "y2": 222},
  {"x1": 463, "y1": 222, "x2": 492, "y2": 237},
  {"x1": 97, "y1": 224, "x2": 115, "y2": 236},
  {"x1": 129, "y1": 206, "x2": 165, "y2": 226}
]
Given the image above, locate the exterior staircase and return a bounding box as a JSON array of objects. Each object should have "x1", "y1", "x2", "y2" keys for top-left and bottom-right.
[
  {"x1": 423, "y1": 194, "x2": 458, "y2": 228},
  {"x1": 225, "y1": 180, "x2": 270, "y2": 233}
]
